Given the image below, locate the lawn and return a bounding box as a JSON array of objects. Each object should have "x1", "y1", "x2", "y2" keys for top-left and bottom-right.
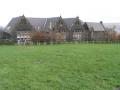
[{"x1": 0, "y1": 44, "x2": 120, "y2": 90}]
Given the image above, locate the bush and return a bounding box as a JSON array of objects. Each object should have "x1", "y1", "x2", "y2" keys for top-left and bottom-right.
[{"x1": 0, "y1": 39, "x2": 15, "y2": 45}]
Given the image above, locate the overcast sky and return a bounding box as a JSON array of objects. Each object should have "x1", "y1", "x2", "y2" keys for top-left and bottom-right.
[{"x1": 0, "y1": 0, "x2": 120, "y2": 27}]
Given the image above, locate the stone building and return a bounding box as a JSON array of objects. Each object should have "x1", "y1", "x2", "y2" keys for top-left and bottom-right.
[
  {"x1": 6, "y1": 15, "x2": 34, "y2": 44},
  {"x1": 71, "y1": 17, "x2": 90, "y2": 41},
  {"x1": 6, "y1": 15, "x2": 108, "y2": 43},
  {"x1": 86, "y1": 22, "x2": 106, "y2": 41},
  {"x1": 52, "y1": 16, "x2": 69, "y2": 42}
]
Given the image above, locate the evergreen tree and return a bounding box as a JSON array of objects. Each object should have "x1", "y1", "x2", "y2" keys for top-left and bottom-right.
[
  {"x1": 54, "y1": 16, "x2": 68, "y2": 32},
  {"x1": 74, "y1": 16, "x2": 81, "y2": 25},
  {"x1": 14, "y1": 15, "x2": 33, "y2": 31},
  {"x1": 11, "y1": 15, "x2": 33, "y2": 41},
  {"x1": 83, "y1": 22, "x2": 89, "y2": 30},
  {"x1": 72, "y1": 16, "x2": 83, "y2": 31}
]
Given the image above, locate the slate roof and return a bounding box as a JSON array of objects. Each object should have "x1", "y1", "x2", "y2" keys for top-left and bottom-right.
[
  {"x1": 43, "y1": 17, "x2": 59, "y2": 31},
  {"x1": 104, "y1": 23, "x2": 120, "y2": 28},
  {"x1": 6, "y1": 16, "x2": 106, "y2": 32},
  {"x1": 86, "y1": 22, "x2": 105, "y2": 31},
  {"x1": 103, "y1": 23, "x2": 120, "y2": 32},
  {"x1": 44, "y1": 17, "x2": 80, "y2": 31},
  {"x1": 0, "y1": 29, "x2": 3, "y2": 31},
  {"x1": 7, "y1": 17, "x2": 19, "y2": 28},
  {"x1": 6, "y1": 17, "x2": 77, "y2": 31},
  {"x1": 0, "y1": 28, "x2": 7, "y2": 32},
  {"x1": 7, "y1": 17, "x2": 47, "y2": 31},
  {"x1": 64, "y1": 18, "x2": 78, "y2": 29},
  {"x1": 28, "y1": 18, "x2": 46, "y2": 29}
]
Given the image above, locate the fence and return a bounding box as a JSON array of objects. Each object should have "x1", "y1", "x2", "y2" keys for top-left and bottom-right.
[{"x1": 23, "y1": 40, "x2": 120, "y2": 45}]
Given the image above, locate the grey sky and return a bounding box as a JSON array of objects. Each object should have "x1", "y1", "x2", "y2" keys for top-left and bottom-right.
[{"x1": 0, "y1": 0, "x2": 120, "y2": 27}]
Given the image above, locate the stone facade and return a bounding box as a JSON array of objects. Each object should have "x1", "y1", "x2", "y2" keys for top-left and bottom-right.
[
  {"x1": 52, "y1": 16, "x2": 69, "y2": 42},
  {"x1": 17, "y1": 31, "x2": 32, "y2": 44},
  {"x1": 91, "y1": 31, "x2": 106, "y2": 41},
  {"x1": 6, "y1": 16, "x2": 108, "y2": 43}
]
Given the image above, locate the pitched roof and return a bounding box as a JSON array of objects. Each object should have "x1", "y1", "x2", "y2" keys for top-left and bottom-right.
[
  {"x1": 44, "y1": 17, "x2": 78, "y2": 30},
  {"x1": 64, "y1": 18, "x2": 77, "y2": 29},
  {"x1": 7, "y1": 17, "x2": 77, "y2": 31},
  {"x1": 86, "y1": 22, "x2": 105, "y2": 31},
  {"x1": 0, "y1": 30, "x2": 3, "y2": 32},
  {"x1": 28, "y1": 18, "x2": 46, "y2": 28},
  {"x1": 6, "y1": 16, "x2": 106, "y2": 32},
  {"x1": 44, "y1": 17, "x2": 59, "y2": 31},
  {"x1": 7, "y1": 17, "x2": 47, "y2": 30},
  {"x1": 104, "y1": 23, "x2": 120, "y2": 33}
]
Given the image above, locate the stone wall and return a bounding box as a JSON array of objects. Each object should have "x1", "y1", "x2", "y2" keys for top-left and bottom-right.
[{"x1": 91, "y1": 31, "x2": 106, "y2": 41}]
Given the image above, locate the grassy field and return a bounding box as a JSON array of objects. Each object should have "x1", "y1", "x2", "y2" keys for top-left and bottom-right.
[{"x1": 0, "y1": 44, "x2": 120, "y2": 90}]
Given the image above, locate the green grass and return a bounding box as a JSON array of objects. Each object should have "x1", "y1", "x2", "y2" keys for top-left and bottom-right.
[{"x1": 0, "y1": 44, "x2": 120, "y2": 90}]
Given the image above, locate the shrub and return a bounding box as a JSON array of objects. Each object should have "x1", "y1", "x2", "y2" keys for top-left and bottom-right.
[{"x1": 0, "y1": 39, "x2": 15, "y2": 45}]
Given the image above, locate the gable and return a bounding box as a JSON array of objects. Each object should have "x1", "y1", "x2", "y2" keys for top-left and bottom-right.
[
  {"x1": 86, "y1": 22, "x2": 105, "y2": 31},
  {"x1": 6, "y1": 16, "x2": 106, "y2": 32}
]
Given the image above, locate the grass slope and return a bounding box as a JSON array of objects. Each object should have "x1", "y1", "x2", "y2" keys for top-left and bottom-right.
[{"x1": 0, "y1": 44, "x2": 120, "y2": 90}]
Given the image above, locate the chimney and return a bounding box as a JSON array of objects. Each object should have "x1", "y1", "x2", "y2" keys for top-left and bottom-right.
[
  {"x1": 100, "y1": 21, "x2": 103, "y2": 24},
  {"x1": 100, "y1": 21, "x2": 106, "y2": 30}
]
